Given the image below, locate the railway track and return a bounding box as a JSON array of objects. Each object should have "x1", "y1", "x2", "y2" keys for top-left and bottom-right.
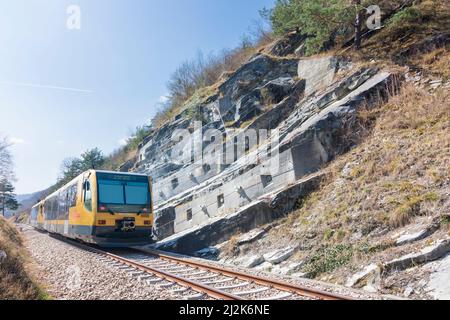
[{"x1": 61, "y1": 238, "x2": 353, "y2": 300}]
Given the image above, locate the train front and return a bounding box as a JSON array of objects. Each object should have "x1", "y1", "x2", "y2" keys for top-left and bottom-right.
[{"x1": 92, "y1": 171, "x2": 154, "y2": 247}]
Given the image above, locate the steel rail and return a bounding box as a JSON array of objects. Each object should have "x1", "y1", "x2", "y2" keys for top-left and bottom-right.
[
  {"x1": 62, "y1": 238, "x2": 242, "y2": 300},
  {"x1": 56, "y1": 235, "x2": 352, "y2": 300},
  {"x1": 137, "y1": 248, "x2": 353, "y2": 301}
]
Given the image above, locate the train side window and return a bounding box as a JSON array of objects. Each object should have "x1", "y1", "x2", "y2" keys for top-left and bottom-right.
[
  {"x1": 84, "y1": 180, "x2": 92, "y2": 211},
  {"x1": 69, "y1": 185, "x2": 77, "y2": 207},
  {"x1": 59, "y1": 191, "x2": 67, "y2": 219}
]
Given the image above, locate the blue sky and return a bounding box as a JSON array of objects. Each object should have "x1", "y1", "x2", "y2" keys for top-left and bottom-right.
[{"x1": 0, "y1": 0, "x2": 275, "y2": 194}]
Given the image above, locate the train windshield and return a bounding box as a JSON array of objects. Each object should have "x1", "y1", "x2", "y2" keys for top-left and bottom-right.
[{"x1": 97, "y1": 172, "x2": 151, "y2": 213}]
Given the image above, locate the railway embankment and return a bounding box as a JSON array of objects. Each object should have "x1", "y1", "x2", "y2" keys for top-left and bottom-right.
[{"x1": 0, "y1": 217, "x2": 48, "y2": 300}]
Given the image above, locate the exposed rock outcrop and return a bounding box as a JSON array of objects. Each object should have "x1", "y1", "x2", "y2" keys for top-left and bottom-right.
[{"x1": 131, "y1": 36, "x2": 400, "y2": 253}]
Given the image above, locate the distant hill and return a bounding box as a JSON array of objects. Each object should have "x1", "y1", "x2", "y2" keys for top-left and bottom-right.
[{"x1": 6, "y1": 187, "x2": 53, "y2": 218}]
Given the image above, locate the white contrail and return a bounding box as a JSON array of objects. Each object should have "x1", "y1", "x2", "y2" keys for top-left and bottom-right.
[{"x1": 0, "y1": 81, "x2": 93, "y2": 94}]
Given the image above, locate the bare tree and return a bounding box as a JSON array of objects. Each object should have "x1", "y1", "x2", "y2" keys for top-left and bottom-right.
[
  {"x1": 0, "y1": 137, "x2": 14, "y2": 182},
  {"x1": 0, "y1": 136, "x2": 18, "y2": 216}
]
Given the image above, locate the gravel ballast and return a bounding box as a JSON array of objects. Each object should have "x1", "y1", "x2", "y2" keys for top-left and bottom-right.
[{"x1": 24, "y1": 229, "x2": 178, "y2": 300}]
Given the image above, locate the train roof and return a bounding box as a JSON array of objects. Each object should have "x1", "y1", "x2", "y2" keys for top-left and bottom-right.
[
  {"x1": 94, "y1": 170, "x2": 149, "y2": 177},
  {"x1": 42, "y1": 170, "x2": 151, "y2": 201},
  {"x1": 31, "y1": 200, "x2": 45, "y2": 209}
]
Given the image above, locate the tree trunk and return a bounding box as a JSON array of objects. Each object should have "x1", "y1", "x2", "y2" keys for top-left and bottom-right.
[
  {"x1": 0, "y1": 194, "x2": 4, "y2": 217},
  {"x1": 354, "y1": 0, "x2": 362, "y2": 50}
]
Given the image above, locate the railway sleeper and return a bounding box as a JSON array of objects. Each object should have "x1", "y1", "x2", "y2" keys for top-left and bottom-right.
[
  {"x1": 184, "y1": 270, "x2": 209, "y2": 277},
  {"x1": 215, "y1": 282, "x2": 250, "y2": 290},
  {"x1": 145, "y1": 277, "x2": 164, "y2": 284},
  {"x1": 203, "y1": 278, "x2": 235, "y2": 285},
  {"x1": 260, "y1": 292, "x2": 294, "y2": 300},
  {"x1": 137, "y1": 275, "x2": 154, "y2": 282},
  {"x1": 234, "y1": 287, "x2": 270, "y2": 296},
  {"x1": 190, "y1": 274, "x2": 220, "y2": 281},
  {"x1": 186, "y1": 293, "x2": 206, "y2": 301},
  {"x1": 171, "y1": 287, "x2": 190, "y2": 294},
  {"x1": 158, "y1": 281, "x2": 176, "y2": 288}
]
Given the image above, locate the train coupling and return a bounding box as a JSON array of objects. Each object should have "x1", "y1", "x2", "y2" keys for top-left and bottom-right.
[{"x1": 116, "y1": 218, "x2": 136, "y2": 232}]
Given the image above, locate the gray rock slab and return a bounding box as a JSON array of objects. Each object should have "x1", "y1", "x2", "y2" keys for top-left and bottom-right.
[
  {"x1": 426, "y1": 254, "x2": 450, "y2": 300},
  {"x1": 385, "y1": 237, "x2": 450, "y2": 273},
  {"x1": 234, "y1": 255, "x2": 265, "y2": 268},
  {"x1": 298, "y1": 56, "x2": 340, "y2": 95},
  {"x1": 396, "y1": 230, "x2": 428, "y2": 246},
  {"x1": 263, "y1": 247, "x2": 295, "y2": 264},
  {"x1": 237, "y1": 229, "x2": 267, "y2": 245}
]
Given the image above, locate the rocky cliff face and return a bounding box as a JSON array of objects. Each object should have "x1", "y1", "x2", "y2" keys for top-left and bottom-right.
[{"x1": 126, "y1": 33, "x2": 400, "y2": 245}]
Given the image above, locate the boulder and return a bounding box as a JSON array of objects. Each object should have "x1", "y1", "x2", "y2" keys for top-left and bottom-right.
[
  {"x1": 234, "y1": 255, "x2": 265, "y2": 268},
  {"x1": 272, "y1": 261, "x2": 304, "y2": 275},
  {"x1": 254, "y1": 261, "x2": 274, "y2": 272},
  {"x1": 119, "y1": 159, "x2": 135, "y2": 172},
  {"x1": 346, "y1": 263, "x2": 382, "y2": 293},
  {"x1": 263, "y1": 247, "x2": 295, "y2": 264},
  {"x1": 152, "y1": 201, "x2": 273, "y2": 253}
]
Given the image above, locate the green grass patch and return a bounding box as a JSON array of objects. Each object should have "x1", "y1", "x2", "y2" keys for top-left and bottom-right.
[{"x1": 302, "y1": 244, "x2": 353, "y2": 279}]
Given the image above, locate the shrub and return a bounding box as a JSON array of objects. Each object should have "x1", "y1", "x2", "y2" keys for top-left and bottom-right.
[
  {"x1": 387, "y1": 7, "x2": 423, "y2": 30},
  {"x1": 302, "y1": 244, "x2": 353, "y2": 278}
]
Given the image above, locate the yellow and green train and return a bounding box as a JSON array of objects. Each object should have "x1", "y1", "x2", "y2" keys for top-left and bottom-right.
[{"x1": 30, "y1": 170, "x2": 154, "y2": 247}]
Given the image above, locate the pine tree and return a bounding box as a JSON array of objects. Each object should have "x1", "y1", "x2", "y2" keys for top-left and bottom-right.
[
  {"x1": 268, "y1": 0, "x2": 364, "y2": 55},
  {"x1": 0, "y1": 179, "x2": 19, "y2": 216},
  {"x1": 81, "y1": 148, "x2": 105, "y2": 170}
]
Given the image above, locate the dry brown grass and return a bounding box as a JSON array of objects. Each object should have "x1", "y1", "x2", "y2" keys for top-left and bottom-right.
[
  {"x1": 299, "y1": 83, "x2": 448, "y2": 232},
  {"x1": 410, "y1": 48, "x2": 450, "y2": 80},
  {"x1": 220, "y1": 234, "x2": 241, "y2": 257},
  {"x1": 102, "y1": 147, "x2": 137, "y2": 172},
  {"x1": 342, "y1": 0, "x2": 449, "y2": 76},
  {"x1": 0, "y1": 217, "x2": 48, "y2": 300}
]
